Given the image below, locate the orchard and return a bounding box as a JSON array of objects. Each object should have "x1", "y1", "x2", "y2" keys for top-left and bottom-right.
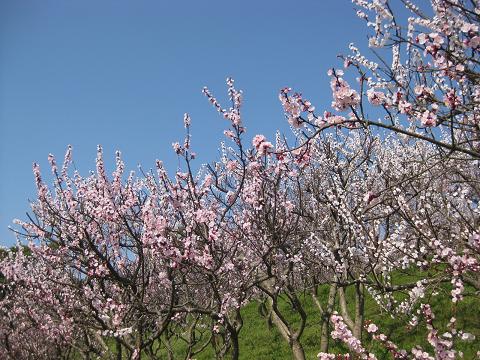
[{"x1": 1, "y1": 1, "x2": 480, "y2": 359}]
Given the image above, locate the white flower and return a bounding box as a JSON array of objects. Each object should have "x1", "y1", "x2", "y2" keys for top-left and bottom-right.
[{"x1": 367, "y1": 323, "x2": 378, "y2": 333}]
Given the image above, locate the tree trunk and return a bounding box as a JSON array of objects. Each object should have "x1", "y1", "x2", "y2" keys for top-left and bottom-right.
[
  {"x1": 353, "y1": 282, "x2": 365, "y2": 340},
  {"x1": 266, "y1": 297, "x2": 306, "y2": 360},
  {"x1": 226, "y1": 309, "x2": 243, "y2": 360},
  {"x1": 291, "y1": 339, "x2": 306, "y2": 360},
  {"x1": 312, "y1": 284, "x2": 337, "y2": 352},
  {"x1": 229, "y1": 328, "x2": 240, "y2": 360},
  {"x1": 115, "y1": 338, "x2": 122, "y2": 360},
  {"x1": 337, "y1": 286, "x2": 355, "y2": 331}
]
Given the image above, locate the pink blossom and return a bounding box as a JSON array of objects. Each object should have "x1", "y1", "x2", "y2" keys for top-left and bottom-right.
[
  {"x1": 367, "y1": 89, "x2": 386, "y2": 106},
  {"x1": 224, "y1": 130, "x2": 235, "y2": 139},
  {"x1": 288, "y1": 116, "x2": 303, "y2": 128},
  {"x1": 417, "y1": 33, "x2": 428, "y2": 45},
  {"x1": 468, "y1": 36, "x2": 480, "y2": 48},
  {"x1": 329, "y1": 313, "x2": 375, "y2": 358},
  {"x1": 226, "y1": 160, "x2": 237, "y2": 171},
  {"x1": 429, "y1": 32, "x2": 444, "y2": 45},
  {"x1": 419, "y1": 110, "x2": 437, "y2": 127},
  {"x1": 324, "y1": 111, "x2": 346, "y2": 125},
  {"x1": 461, "y1": 23, "x2": 478, "y2": 33},
  {"x1": 252, "y1": 134, "x2": 267, "y2": 148},
  {"x1": 172, "y1": 142, "x2": 182, "y2": 154},
  {"x1": 317, "y1": 353, "x2": 336, "y2": 359},
  {"x1": 226, "y1": 191, "x2": 235, "y2": 205},
  {"x1": 398, "y1": 100, "x2": 413, "y2": 114},
  {"x1": 252, "y1": 134, "x2": 273, "y2": 155},
  {"x1": 443, "y1": 89, "x2": 461, "y2": 109},
  {"x1": 330, "y1": 74, "x2": 360, "y2": 111},
  {"x1": 367, "y1": 323, "x2": 378, "y2": 333}
]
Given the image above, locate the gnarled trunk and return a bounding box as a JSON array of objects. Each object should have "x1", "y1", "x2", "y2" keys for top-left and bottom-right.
[
  {"x1": 312, "y1": 283, "x2": 337, "y2": 353},
  {"x1": 265, "y1": 296, "x2": 306, "y2": 360}
]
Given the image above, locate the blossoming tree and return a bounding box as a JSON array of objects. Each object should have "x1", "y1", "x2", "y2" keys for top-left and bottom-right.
[{"x1": 1, "y1": 0, "x2": 480, "y2": 359}]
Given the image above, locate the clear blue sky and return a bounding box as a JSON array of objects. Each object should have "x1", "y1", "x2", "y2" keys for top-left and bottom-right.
[{"x1": 0, "y1": 0, "x2": 369, "y2": 246}]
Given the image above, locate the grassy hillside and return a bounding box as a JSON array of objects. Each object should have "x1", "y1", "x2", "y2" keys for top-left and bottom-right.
[{"x1": 157, "y1": 282, "x2": 480, "y2": 359}]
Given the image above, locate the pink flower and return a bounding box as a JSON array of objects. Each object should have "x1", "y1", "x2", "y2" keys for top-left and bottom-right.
[
  {"x1": 284, "y1": 200, "x2": 294, "y2": 212},
  {"x1": 258, "y1": 141, "x2": 273, "y2": 155},
  {"x1": 429, "y1": 32, "x2": 444, "y2": 45},
  {"x1": 398, "y1": 100, "x2": 413, "y2": 114},
  {"x1": 420, "y1": 110, "x2": 437, "y2": 127},
  {"x1": 417, "y1": 33, "x2": 428, "y2": 45},
  {"x1": 443, "y1": 89, "x2": 460, "y2": 109},
  {"x1": 367, "y1": 323, "x2": 378, "y2": 333},
  {"x1": 226, "y1": 161, "x2": 237, "y2": 171},
  {"x1": 288, "y1": 116, "x2": 303, "y2": 128},
  {"x1": 252, "y1": 134, "x2": 267, "y2": 148},
  {"x1": 226, "y1": 191, "x2": 235, "y2": 205},
  {"x1": 224, "y1": 130, "x2": 235, "y2": 139},
  {"x1": 203, "y1": 174, "x2": 213, "y2": 187},
  {"x1": 468, "y1": 36, "x2": 480, "y2": 48},
  {"x1": 329, "y1": 313, "x2": 373, "y2": 357},
  {"x1": 364, "y1": 191, "x2": 377, "y2": 204},
  {"x1": 317, "y1": 353, "x2": 335, "y2": 359},
  {"x1": 330, "y1": 75, "x2": 360, "y2": 111},
  {"x1": 367, "y1": 89, "x2": 386, "y2": 106},
  {"x1": 172, "y1": 142, "x2": 182, "y2": 154},
  {"x1": 252, "y1": 134, "x2": 273, "y2": 155},
  {"x1": 414, "y1": 85, "x2": 424, "y2": 95},
  {"x1": 469, "y1": 233, "x2": 480, "y2": 249},
  {"x1": 324, "y1": 111, "x2": 346, "y2": 125},
  {"x1": 461, "y1": 23, "x2": 478, "y2": 33}
]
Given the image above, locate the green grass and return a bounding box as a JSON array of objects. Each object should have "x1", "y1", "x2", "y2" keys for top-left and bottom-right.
[{"x1": 158, "y1": 282, "x2": 480, "y2": 359}]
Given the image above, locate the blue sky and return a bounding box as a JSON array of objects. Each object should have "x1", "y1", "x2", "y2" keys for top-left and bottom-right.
[{"x1": 0, "y1": 0, "x2": 369, "y2": 246}]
